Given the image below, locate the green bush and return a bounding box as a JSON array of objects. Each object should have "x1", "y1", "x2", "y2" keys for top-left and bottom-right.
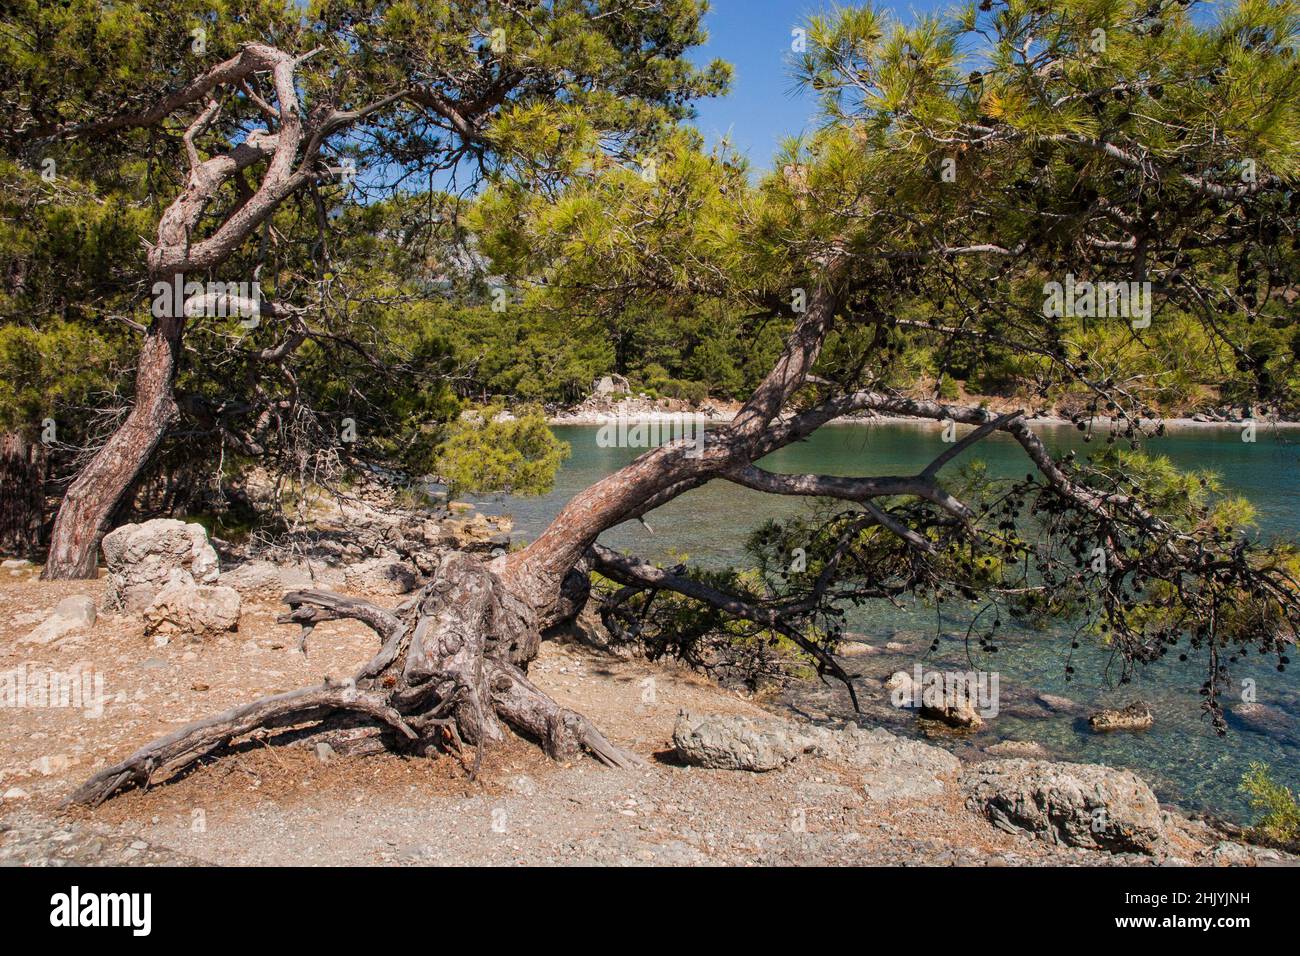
[{"x1": 1240, "y1": 762, "x2": 1300, "y2": 849}]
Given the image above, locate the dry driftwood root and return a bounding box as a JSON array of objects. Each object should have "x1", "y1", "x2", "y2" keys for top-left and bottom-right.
[{"x1": 68, "y1": 552, "x2": 641, "y2": 807}]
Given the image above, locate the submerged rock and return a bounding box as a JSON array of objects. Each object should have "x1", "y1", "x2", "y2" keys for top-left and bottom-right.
[
  {"x1": 836, "y1": 641, "x2": 876, "y2": 657},
  {"x1": 1227, "y1": 702, "x2": 1299, "y2": 745},
  {"x1": 1035, "y1": 693, "x2": 1083, "y2": 714},
  {"x1": 1089, "y1": 702, "x2": 1154, "y2": 733},
  {"x1": 962, "y1": 758, "x2": 1166, "y2": 854}
]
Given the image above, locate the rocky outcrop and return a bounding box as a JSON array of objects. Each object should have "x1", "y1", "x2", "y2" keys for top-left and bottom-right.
[
  {"x1": 671, "y1": 712, "x2": 959, "y2": 801},
  {"x1": 21, "y1": 595, "x2": 96, "y2": 645},
  {"x1": 142, "y1": 570, "x2": 241, "y2": 639},
  {"x1": 552, "y1": 375, "x2": 730, "y2": 424},
  {"x1": 985, "y1": 740, "x2": 1049, "y2": 758},
  {"x1": 962, "y1": 758, "x2": 1166, "y2": 854},
  {"x1": 885, "y1": 669, "x2": 986, "y2": 730},
  {"x1": 840, "y1": 724, "x2": 961, "y2": 801},
  {"x1": 102, "y1": 519, "x2": 220, "y2": 612},
  {"x1": 672, "y1": 712, "x2": 812, "y2": 771},
  {"x1": 1089, "y1": 702, "x2": 1153, "y2": 732}
]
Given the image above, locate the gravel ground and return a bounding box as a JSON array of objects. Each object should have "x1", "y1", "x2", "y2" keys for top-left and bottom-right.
[{"x1": 0, "y1": 569, "x2": 1289, "y2": 867}]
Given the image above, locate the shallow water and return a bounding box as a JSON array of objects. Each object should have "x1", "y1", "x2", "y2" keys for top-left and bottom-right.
[{"x1": 473, "y1": 421, "x2": 1300, "y2": 820}]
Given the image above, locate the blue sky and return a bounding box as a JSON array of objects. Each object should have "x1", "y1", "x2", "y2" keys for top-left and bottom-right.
[
  {"x1": 688, "y1": 0, "x2": 1224, "y2": 170},
  {"x1": 687, "y1": 1, "x2": 950, "y2": 171}
]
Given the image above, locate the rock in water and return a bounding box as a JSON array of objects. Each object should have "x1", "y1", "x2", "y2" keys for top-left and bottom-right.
[
  {"x1": 962, "y1": 758, "x2": 1166, "y2": 854},
  {"x1": 1035, "y1": 693, "x2": 1082, "y2": 714},
  {"x1": 143, "y1": 570, "x2": 241, "y2": 639},
  {"x1": 1089, "y1": 702, "x2": 1154, "y2": 733},
  {"x1": 884, "y1": 669, "x2": 985, "y2": 730},
  {"x1": 102, "y1": 518, "x2": 221, "y2": 612},
  {"x1": 836, "y1": 640, "x2": 876, "y2": 657}
]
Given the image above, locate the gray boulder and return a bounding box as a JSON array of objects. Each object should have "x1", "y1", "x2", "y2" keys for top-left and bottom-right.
[
  {"x1": 671, "y1": 713, "x2": 960, "y2": 802},
  {"x1": 143, "y1": 570, "x2": 241, "y2": 639},
  {"x1": 672, "y1": 712, "x2": 810, "y2": 771},
  {"x1": 962, "y1": 758, "x2": 1166, "y2": 854},
  {"x1": 102, "y1": 518, "x2": 220, "y2": 612},
  {"x1": 21, "y1": 595, "x2": 97, "y2": 645},
  {"x1": 343, "y1": 556, "x2": 418, "y2": 595}
]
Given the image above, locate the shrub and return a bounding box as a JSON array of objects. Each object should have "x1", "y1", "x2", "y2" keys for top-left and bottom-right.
[{"x1": 1240, "y1": 762, "x2": 1300, "y2": 850}]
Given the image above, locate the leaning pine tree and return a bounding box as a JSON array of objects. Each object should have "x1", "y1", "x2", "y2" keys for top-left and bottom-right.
[
  {"x1": 71, "y1": 0, "x2": 1300, "y2": 805},
  {"x1": 12, "y1": 0, "x2": 727, "y2": 578}
]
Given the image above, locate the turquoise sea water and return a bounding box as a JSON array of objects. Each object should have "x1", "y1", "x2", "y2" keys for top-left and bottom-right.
[{"x1": 474, "y1": 422, "x2": 1300, "y2": 821}]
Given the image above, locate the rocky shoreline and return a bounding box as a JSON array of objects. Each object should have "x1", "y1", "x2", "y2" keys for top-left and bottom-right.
[
  {"x1": 1, "y1": 578, "x2": 1290, "y2": 865},
  {"x1": 2, "y1": 481, "x2": 1294, "y2": 866},
  {"x1": 548, "y1": 382, "x2": 1300, "y2": 430}
]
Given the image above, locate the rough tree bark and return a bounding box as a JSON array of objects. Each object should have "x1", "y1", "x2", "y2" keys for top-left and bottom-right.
[
  {"x1": 43, "y1": 314, "x2": 185, "y2": 578},
  {"x1": 0, "y1": 431, "x2": 46, "y2": 556},
  {"x1": 43, "y1": 45, "x2": 319, "y2": 578}
]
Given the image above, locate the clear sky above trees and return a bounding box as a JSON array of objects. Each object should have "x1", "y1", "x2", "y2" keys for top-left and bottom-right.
[{"x1": 690, "y1": 0, "x2": 1217, "y2": 167}]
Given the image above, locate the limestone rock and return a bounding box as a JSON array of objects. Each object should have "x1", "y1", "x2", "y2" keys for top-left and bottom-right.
[
  {"x1": 885, "y1": 669, "x2": 985, "y2": 730},
  {"x1": 221, "y1": 558, "x2": 345, "y2": 595},
  {"x1": 1089, "y1": 702, "x2": 1154, "y2": 733},
  {"x1": 836, "y1": 724, "x2": 960, "y2": 801},
  {"x1": 962, "y1": 758, "x2": 1166, "y2": 854},
  {"x1": 1036, "y1": 693, "x2": 1083, "y2": 714},
  {"x1": 21, "y1": 595, "x2": 96, "y2": 645},
  {"x1": 671, "y1": 712, "x2": 807, "y2": 771},
  {"x1": 985, "y1": 740, "x2": 1049, "y2": 759},
  {"x1": 102, "y1": 518, "x2": 220, "y2": 612},
  {"x1": 343, "y1": 556, "x2": 418, "y2": 595},
  {"x1": 837, "y1": 640, "x2": 876, "y2": 657},
  {"x1": 143, "y1": 570, "x2": 241, "y2": 638},
  {"x1": 671, "y1": 712, "x2": 960, "y2": 803}
]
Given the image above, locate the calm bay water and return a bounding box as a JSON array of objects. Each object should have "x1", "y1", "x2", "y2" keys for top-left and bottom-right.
[{"x1": 473, "y1": 421, "x2": 1300, "y2": 820}]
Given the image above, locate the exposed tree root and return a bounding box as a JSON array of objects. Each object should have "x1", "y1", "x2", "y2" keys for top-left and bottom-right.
[{"x1": 68, "y1": 552, "x2": 640, "y2": 807}]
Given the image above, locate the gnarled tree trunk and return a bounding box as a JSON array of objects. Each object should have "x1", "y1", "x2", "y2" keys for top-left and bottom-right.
[
  {"x1": 69, "y1": 550, "x2": 640, "y2": 807},
  {"x1": 42, "y1": 313, "x2": 185, "y2": 579},
  {"x1": 68, "y1": 282, "x2": 846, "y2": 806},
  {"x1": 44, "y1": 44, "x2": 311, "y2": 580}
]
